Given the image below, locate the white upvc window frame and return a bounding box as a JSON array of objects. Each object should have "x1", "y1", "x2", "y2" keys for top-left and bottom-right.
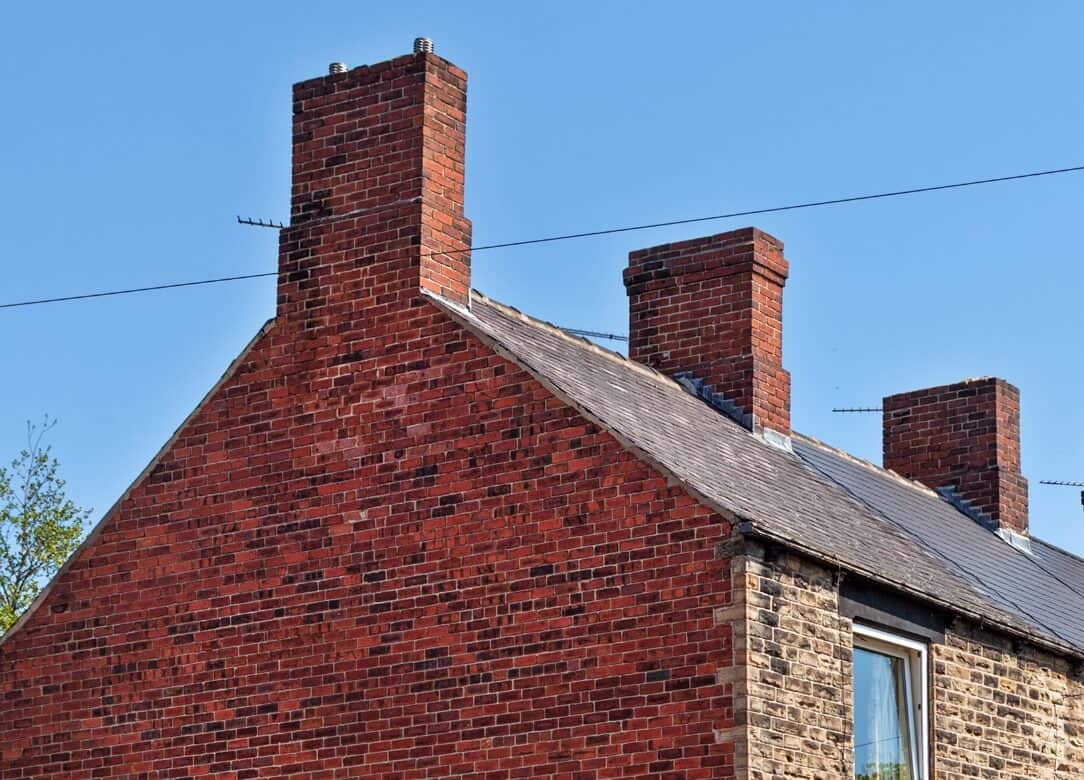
[{"x1": 852, "y1": 623, "x2": 929, "y2": 780}]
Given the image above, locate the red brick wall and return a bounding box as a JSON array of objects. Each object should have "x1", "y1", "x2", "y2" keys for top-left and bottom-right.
[
  {"x1": 0, "y1": 50, "x2": 739, "y2": 779},
  {"x1": 624, "y1": 228, "x2": 791, "y2": 436},
  {"x1": 883, "y1": 377, "x2": 1029, "y2": 535},
  {"x1": 0, "y1": 302, "x2": 738, "y2": 778}
]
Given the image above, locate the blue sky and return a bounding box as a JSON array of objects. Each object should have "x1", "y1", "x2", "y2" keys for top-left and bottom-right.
[{"x1": 2, "y1": 2, "x2": 1082, "y2": 554}]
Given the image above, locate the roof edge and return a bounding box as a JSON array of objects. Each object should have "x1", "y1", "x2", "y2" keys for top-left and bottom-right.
[
  {"x1": 465, "y1": 289, "x2": 688, "y2": 392},
  {"x1": 795, "y1": 432, "x2": 1078, "y2": 561},
  {"x1": 1033, "y1": 535, "x2": 1084, "y2": 568},
  {"x1": 792, "y1": 432, "x2": 939, "y2": 498},
  {"x1": 735, "y1": 520, "x2": 1084, "y2": 663},
  {"x1": 0, "y1": 318, "x2": 277, "y2": 650}
]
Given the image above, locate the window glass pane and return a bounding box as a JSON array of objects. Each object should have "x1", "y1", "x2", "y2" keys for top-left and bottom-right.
[{"x1": 853, "y1": 646, "x2": 914, "y2": 780}]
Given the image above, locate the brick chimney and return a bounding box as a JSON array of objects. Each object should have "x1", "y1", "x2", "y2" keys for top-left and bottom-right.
[
  {"x1": 277, "y1": 46, "x2": 472, "y2": 330},
  {"x1": 624, "y1": 227, "x2": 791, "y2": 437},
  {"x1": 883, "y1": 377, "x2": 1029, "y2": 536}
]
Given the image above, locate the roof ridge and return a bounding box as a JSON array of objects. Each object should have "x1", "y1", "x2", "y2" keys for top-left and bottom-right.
[
  {"x1": 462, "y1": 291, "x2": 790, "y2": 456},
  {"x1": 464, "y1": 288, "x2": 687, "y2": 392},
  {"x1": 791, "y1": 431, "x2": 941, "y2": 498}
]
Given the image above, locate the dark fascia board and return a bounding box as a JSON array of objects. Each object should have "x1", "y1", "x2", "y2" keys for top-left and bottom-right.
[{"x1": 841, "y1": 574, "x2": 947, "y2": 645}]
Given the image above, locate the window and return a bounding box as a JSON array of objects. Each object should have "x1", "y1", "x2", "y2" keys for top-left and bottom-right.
[{"x1": 852, "y1": 624, "x2": 928, "y2": 780}]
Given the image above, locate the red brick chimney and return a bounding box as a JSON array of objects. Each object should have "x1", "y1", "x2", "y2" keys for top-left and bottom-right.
[
  {"x1": 624, "y1": 227, "x2": 791, "y2": 437},
  {"x1": 277, "y1": 47, "x2": 472, "y2": 329},
  {"x1": 883, "y1": 377, "x2": 1029, "y2": 536}
]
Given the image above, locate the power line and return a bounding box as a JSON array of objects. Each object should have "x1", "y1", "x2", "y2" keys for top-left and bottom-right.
[
  {"x1": 4, "y1": 162, "x2": 1083, "y2": 311},
  {"x1": 426, "y1": 163, "x2": 1084, "y2": 256},
  {"x1": 831, "y1": 407, "x2": 883, "y2": 414},
  {"x1": 0, "y1": 272, "x2": 278, "y2": 310}
]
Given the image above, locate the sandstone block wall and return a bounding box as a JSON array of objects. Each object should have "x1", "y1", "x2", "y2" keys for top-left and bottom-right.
[
  {"x1": 933, "y1": 623, "x2": 1084, "y2": 778},
  {"x1": 736, "y1": 541, "x2": 1084, "y2": 779}
]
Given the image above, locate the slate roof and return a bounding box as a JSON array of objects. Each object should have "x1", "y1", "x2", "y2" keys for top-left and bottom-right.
[
  {"x1": 794, "y1": 437, "x2": 1084, "y2": 652},
  {"x1": 428, "y1": 289, "x2": 1084, "y2": 659}
]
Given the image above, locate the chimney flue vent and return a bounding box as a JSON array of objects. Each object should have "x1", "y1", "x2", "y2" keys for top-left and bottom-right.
[
  {"x1": 414, "y1": 37, "x2": 434, "y2": 54},
  {"x1": 328, "y1": 62, "x2": 348, "y2": 75}
]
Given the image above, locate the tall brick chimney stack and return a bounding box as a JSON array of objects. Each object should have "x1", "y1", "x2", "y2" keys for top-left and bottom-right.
[
  {"x1": 277, "y1": 44, "x2": 472, "y2": 329},
  {"x1": 883, "y1": 377, "x2": 1029, "y2": 537},
  {"x1": 624, "y1": 227, "x2": 791, "y2": 438}
]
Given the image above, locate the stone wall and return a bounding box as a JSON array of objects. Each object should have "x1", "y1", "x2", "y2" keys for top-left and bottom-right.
[
  {"x1": 735, "y1": 540, "x2": 1084, "y2": 779},
  {"x1": 933, "y1": 621, "x2": 1084, "y2": 778},
  {"x1": 733, "y1": 541, "x2": 852, "y2": 779}
]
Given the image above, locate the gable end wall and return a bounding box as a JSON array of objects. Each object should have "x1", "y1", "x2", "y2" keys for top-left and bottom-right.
[{"x1": 0, "y1": 301, "x2": 744, "y2": 778}]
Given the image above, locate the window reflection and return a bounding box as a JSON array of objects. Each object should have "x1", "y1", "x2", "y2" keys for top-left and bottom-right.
[{"x1": 853, "y1": 646, "x2": 914, "y2": 780}]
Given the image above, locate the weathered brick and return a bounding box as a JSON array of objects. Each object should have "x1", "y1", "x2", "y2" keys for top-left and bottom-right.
[{"x1": 1, "y1": 40, "x2": 1080, "y2": 780}]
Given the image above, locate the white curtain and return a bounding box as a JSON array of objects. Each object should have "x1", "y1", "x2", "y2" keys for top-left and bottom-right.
[{"x1": 855, "y1": 648, "x2": 913, "y2": 780}]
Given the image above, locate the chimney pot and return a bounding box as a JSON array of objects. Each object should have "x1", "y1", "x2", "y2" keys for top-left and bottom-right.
[
  {"x1": 328, "y1": 62, "x2": 348, "y2": 74},
  {"x1": 414, "y1": 37, "x2": 434, "y2": 54}
]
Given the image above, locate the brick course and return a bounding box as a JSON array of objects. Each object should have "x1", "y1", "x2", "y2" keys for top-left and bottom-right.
[{"x1": 0, "y1": 315, "x2": 741, "y2": 776}]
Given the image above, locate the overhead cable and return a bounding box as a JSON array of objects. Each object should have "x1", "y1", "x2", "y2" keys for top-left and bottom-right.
[{"x1": 4, "y1": 163, "x2": 1082, "y2": 311}]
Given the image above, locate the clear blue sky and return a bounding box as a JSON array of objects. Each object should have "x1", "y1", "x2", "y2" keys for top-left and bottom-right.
[{"x1": 2, "y1": 2, "x2": 1082, "y2": 554}]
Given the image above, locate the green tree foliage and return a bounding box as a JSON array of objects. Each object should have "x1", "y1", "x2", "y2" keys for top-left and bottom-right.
[
  {"x1": 0, "y1": 419, "x2": 89, "y2": 632},
  {"x1": 856, "y1": 762, "x2": 909, "y2": 780}
]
